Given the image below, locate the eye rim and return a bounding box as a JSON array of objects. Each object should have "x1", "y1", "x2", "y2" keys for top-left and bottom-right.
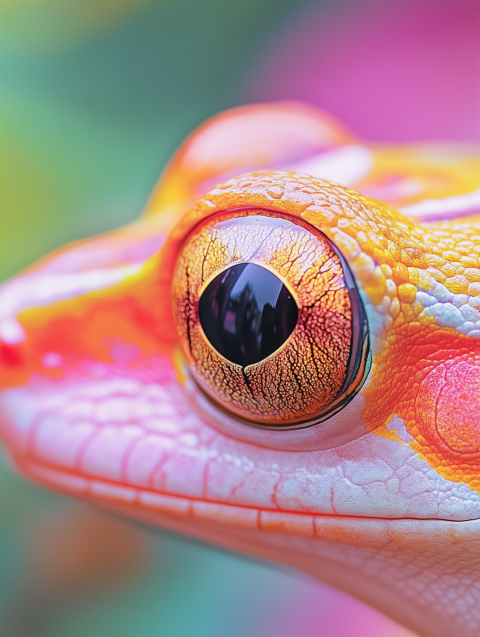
[{"x1": 172, "y1": 207, "x2": 371, "y2": 430}]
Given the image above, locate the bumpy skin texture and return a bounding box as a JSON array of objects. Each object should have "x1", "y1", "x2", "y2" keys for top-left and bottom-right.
[{"x1": 1, "y1": 103, "x2": 480, "y2": 637}]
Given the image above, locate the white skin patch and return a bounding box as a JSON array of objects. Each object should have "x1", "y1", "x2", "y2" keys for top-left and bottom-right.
[
  {"x1": 416, "y1": 278, "x2": 480, "y2": 338},
  {"x1": 0, "y1": 263, "x2": 142, "y2": 324},
  {"x1": 0, "y1": 318, "x2": 26, "y2": 345},
  {"x1": 400, "y1": 186, "x2": 480, "y2": 220},
  {"x1": 291, "y1": 145, "x2": 373, "y2": 188},
  {"x1": 41, "y1": 352, "x2": 64, "y2": 369}
]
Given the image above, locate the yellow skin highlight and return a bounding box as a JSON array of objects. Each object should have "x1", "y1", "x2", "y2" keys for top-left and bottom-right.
[{"x1": 1, "y1": 103, "x2": 480, "y2": 637}]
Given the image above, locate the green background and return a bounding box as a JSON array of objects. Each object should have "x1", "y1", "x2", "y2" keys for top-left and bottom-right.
[{"x1": 0, "y1": 0, "x2": 316, "y2": 282}]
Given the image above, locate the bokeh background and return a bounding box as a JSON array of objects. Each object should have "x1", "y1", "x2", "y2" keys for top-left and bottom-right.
[{"x1": 0, "y1": 1, "x2": 478, "y2": 635}]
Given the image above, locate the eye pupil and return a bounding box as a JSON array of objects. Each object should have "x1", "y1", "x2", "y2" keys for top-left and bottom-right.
[{"x1": 199, "y1": 263, "x2": 298, "y2": 367}]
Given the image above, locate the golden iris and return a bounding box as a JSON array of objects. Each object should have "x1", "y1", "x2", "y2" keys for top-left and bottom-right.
[{"x1": 172, "y1": 209, "x2": 369, "y2": 428}]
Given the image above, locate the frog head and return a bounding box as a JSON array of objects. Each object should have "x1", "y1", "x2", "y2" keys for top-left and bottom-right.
[{"x1": 1, "y1": 103, "x2": 480, "y2": 637}]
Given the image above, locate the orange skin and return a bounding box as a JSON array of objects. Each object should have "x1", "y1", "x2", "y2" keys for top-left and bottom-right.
[{"x1": 1, "y1": 103, "x2": 480, "y2": 636}]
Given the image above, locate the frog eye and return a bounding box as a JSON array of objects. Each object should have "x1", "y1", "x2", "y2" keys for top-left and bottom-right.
[{"x1": 172, "y1": 210, "x2": 370, "y2": 429}]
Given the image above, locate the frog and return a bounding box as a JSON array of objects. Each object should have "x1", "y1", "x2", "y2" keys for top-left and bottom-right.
[{"x1": 1, "y1": 101, "x2": 480, "y2": 637}]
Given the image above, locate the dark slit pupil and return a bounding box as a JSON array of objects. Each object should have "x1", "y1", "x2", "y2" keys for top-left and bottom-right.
[{"x1": 198, "y1": 263, "x2": 298, "y2": 367}]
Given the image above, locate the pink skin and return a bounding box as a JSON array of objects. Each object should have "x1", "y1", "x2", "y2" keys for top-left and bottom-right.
[{"x1": 247, "y1": 0, "x2": 480, "y2": 142}]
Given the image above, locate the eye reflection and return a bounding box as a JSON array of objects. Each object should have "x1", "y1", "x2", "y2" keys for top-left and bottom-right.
[{"x1": 198, "y1": 263, "x2": 298, "y2": 367}]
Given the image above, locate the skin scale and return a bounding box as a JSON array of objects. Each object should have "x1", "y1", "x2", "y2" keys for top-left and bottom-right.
[{"x1": 1, "y1": 103, "x2": 480, "y2": 636}]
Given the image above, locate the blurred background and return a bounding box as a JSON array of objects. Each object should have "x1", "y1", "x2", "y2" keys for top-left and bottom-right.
[{"x1": 0, "y1": 1, "x2": 478, "y2": 635}]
